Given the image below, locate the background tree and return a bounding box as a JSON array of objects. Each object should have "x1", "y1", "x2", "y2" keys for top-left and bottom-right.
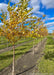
[
  {"x1": 28, "y1": 15, "x2": 46, "y2": 54},
  {"x1": 38, "y1": 25, "x2": 48, "y2": 37},
  {"x1": 52, "y1": 30, "x2": 54, "y2": 36}
]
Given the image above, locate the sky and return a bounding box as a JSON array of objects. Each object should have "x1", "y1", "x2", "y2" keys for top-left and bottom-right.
[{"x1": 0, "y1": 0, "x2": 54, "y2": 33}]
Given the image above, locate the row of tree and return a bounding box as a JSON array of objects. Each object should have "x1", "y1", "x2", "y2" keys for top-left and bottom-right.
[{"x1": 0, "y1": 0, "x2": 48, "y2": 75}]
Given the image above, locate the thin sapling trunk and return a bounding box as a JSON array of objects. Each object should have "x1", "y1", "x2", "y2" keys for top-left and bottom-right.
[{"x1": 12, "y1": 45, "x2": 15, "y2": 75}]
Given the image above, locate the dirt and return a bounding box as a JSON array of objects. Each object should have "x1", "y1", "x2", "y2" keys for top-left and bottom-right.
[{"x1": 15, "y1": 38, "x2": 46, "y2": 75}]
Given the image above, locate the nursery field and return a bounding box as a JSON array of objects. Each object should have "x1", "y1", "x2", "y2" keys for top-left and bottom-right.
[
  {"x1": 0, "y1": 35, "x2": 54, "y2": 75},
  {"x1": 0, "y1": 37, "x2": 43, "y2": 71},
  {"x1": 0, "y1": 0, "x2": 54, "y2": 75}
]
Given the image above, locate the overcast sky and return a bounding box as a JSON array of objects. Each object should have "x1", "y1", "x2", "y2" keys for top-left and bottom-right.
[{"x1": 0, "y1": 0, "x2": 54, "y2": 33}]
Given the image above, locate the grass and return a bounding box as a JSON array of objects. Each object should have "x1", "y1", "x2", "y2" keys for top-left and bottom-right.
[
  {"x1": 38, "y1": 36, "x2": 54, "y2": 74},
  {"x1": 0, "y1": 38, "x2": 43, "y2": 71},
  {"x1": 0, "y1": 37, "x2": 33, "y2": 49}
]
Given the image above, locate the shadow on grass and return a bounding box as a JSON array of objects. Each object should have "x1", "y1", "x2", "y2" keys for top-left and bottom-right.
[
  {"x1": 47, "y1": 39, "x2": 54, "y2": 45},
  {"x1": 22, "y1": 44, "x2": 31, "y2": 46},
  {"x1": 0, "y1": 52, "x2": 25, "y2": 60},
  {"x1": 0, "y1": 46, "x2": 28, "y2": 60},
  {"x1": 47, "y1": 42, "x2": 54, "y2": 45},
  {"x1": 44, "y1": 51, "x2": 54, "y2": 59},
  {"x1": 15, "y1": 47, "x2": 27, "y2": 51}
]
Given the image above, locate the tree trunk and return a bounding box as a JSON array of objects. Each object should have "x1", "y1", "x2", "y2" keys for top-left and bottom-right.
[
  {"x1": 41, "y1": 37, "x2": 42, "y2": 45},
  {"x1": 12, "y1": 45, "x2": 15, "y2": 75},
  {"x1": 33, "y1": 39, "x2": 35, "y2": 54}
]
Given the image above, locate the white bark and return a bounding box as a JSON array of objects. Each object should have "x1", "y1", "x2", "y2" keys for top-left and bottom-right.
[{"x1": 12, "y1": 45, "x2": 15, "y2": 75}]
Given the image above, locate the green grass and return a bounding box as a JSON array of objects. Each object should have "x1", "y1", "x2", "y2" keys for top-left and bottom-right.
[
  {"x1": 0, "y1": 38, "x2": 43, "y2": 71},
  {"x1": 0, "y1": 37, "x2": 33, "y2": 49},
  {"x1": 38, "y1": 36, "x2": 54, "y2": 74}
]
